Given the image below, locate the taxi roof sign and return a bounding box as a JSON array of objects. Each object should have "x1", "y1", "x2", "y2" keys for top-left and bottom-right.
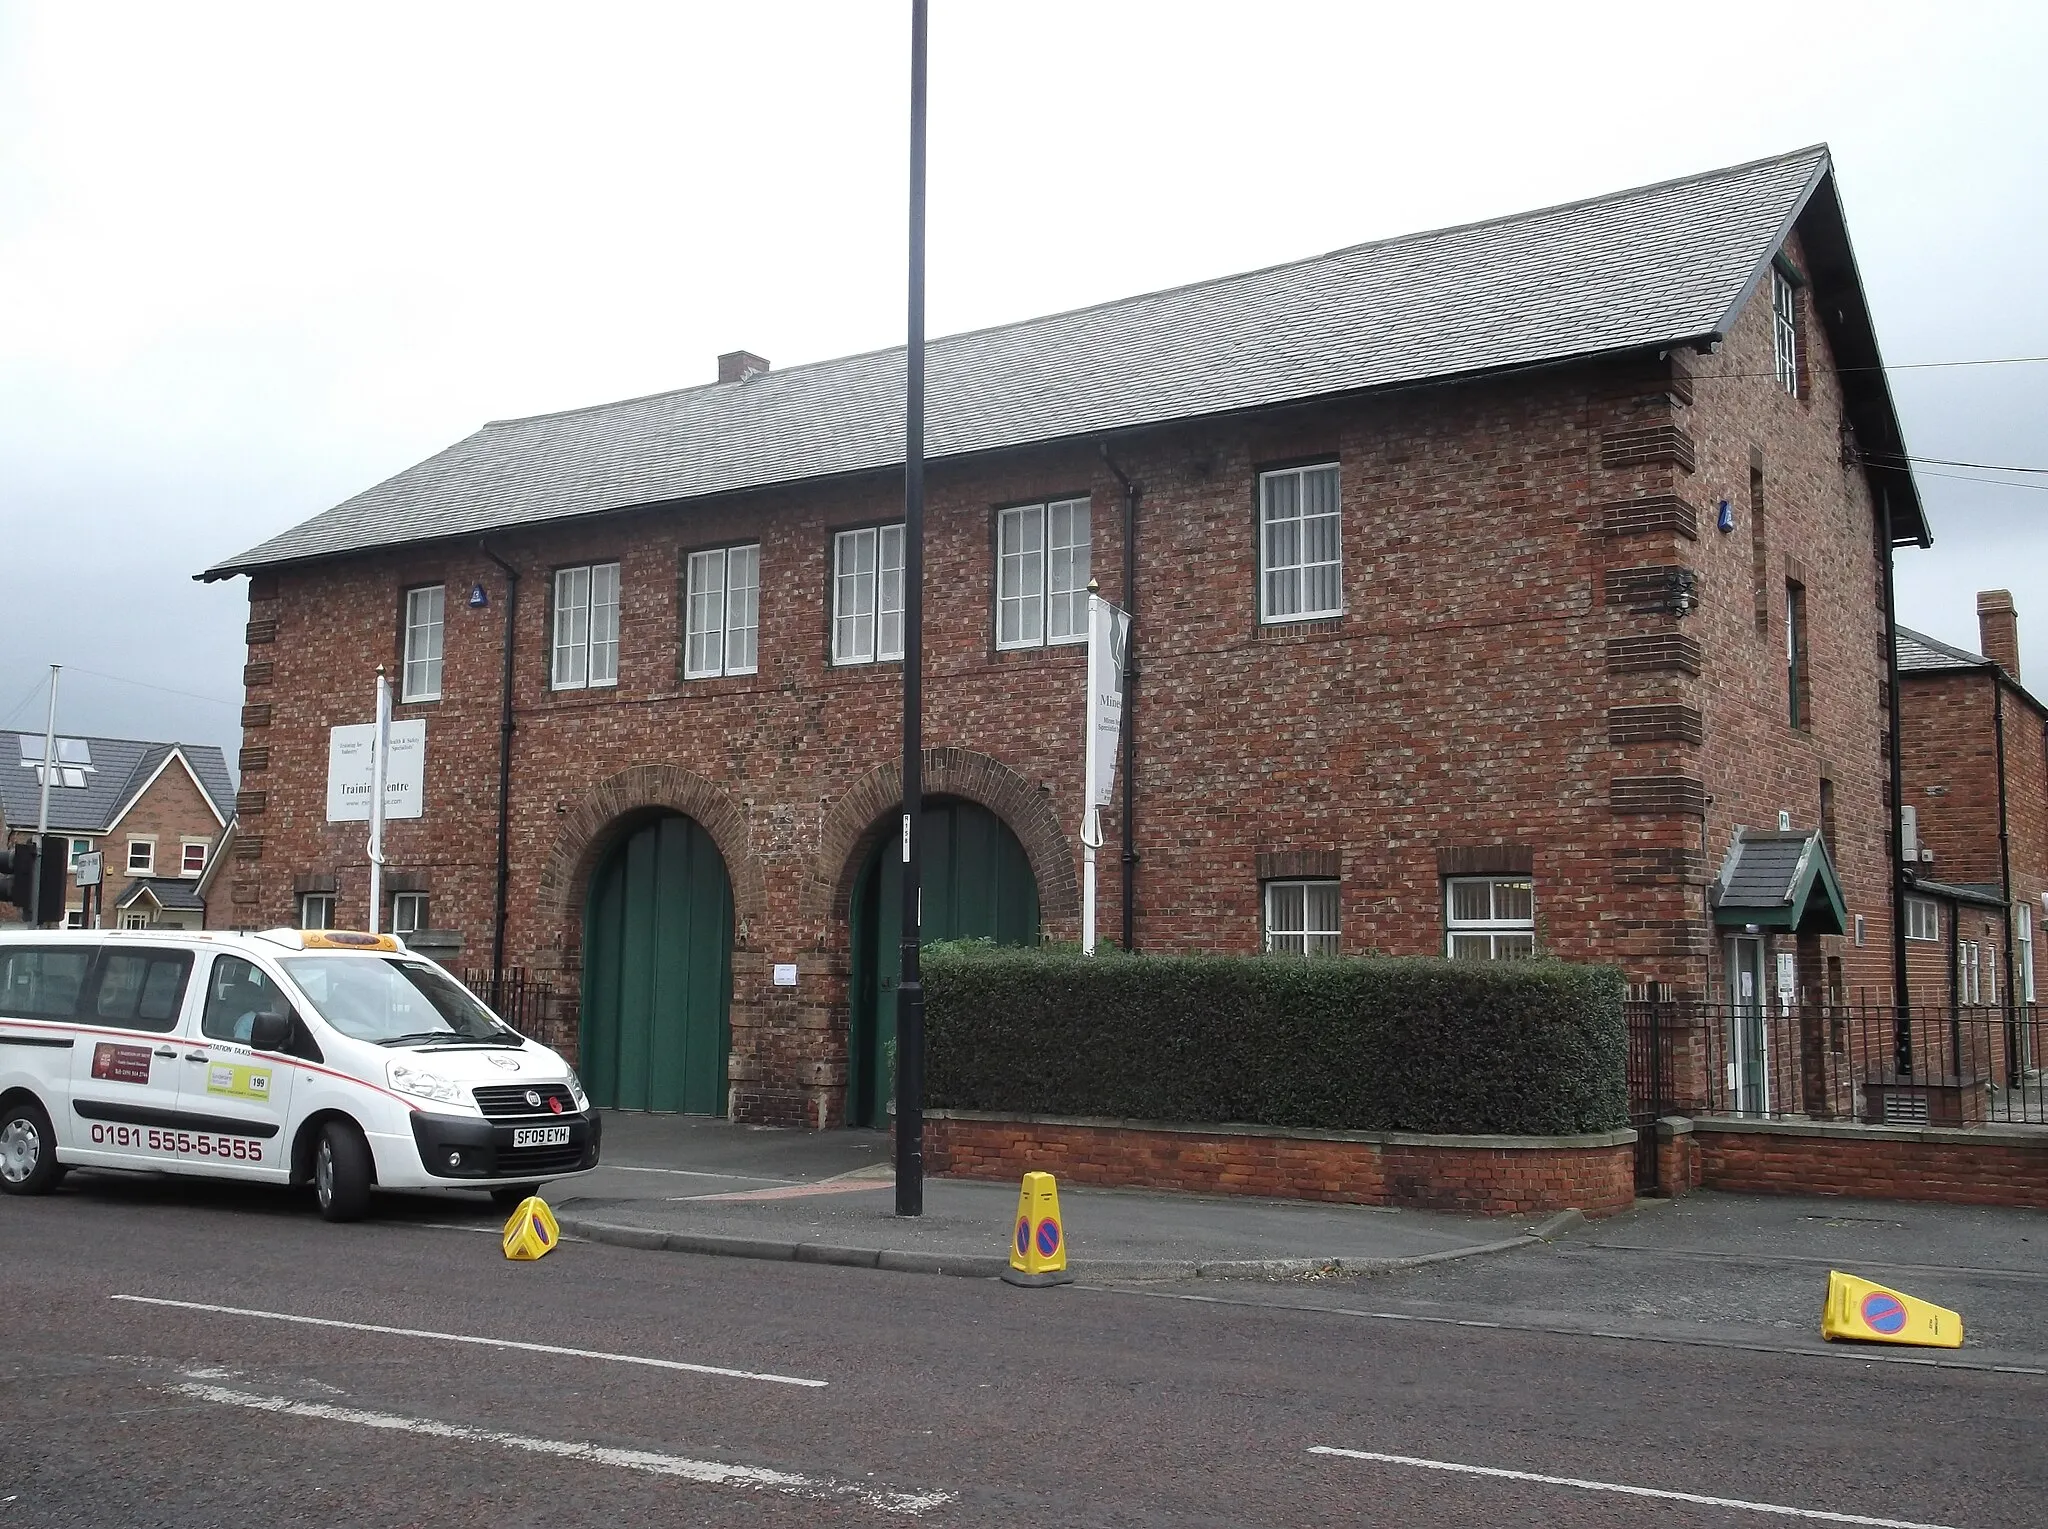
[{"x1": 254, "y1": 928, "x2": 407, "y2": 954}]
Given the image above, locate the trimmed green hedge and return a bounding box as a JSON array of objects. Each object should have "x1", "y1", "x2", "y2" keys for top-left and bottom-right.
[{"x1": 923, "y1": 944, "x2": 1626, "y2": 1136}]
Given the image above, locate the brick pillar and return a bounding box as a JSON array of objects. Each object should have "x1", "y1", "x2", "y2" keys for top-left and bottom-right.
[{"x1": 1796, "y1": 933, "x2": 1834, "y2": 1118}]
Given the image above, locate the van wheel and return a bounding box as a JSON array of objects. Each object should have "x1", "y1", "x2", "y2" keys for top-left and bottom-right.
[
  {"x1": 313, "y1": 1121, "x2": 373, "y2": 1222},
  {"x1": 490, "y1": 1183, "x2": 543, "y2": 1210},
  {"x1": 0, "y1": 1098, "x2": 61, "y2": 1196}
]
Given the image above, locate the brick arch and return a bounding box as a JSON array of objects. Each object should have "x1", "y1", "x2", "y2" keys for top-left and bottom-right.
[
  {"x1": 803, "y1": 746, "x2": 1080, "y2": 931},
  {"x1": 537, "y1": 764, "x2": 765, "y2": 950}
]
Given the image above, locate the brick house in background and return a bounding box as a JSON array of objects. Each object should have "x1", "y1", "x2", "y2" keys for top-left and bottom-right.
[
  {"x1": 0, "y1": 732, "x2": 235, "y2": 930},
  {"x1": 201, "y1": 145, "x2": 1929, "y2": 1126},
  {"x1": 1895, "y1": 592, "x2": 2048, "y2": 1015}
]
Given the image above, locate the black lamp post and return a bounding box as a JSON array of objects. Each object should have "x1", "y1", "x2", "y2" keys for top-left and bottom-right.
[{"x1": 895, "y1": 0, "x2": 929, "y2": 1218}]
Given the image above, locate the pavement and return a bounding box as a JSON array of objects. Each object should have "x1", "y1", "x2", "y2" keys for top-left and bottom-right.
[{"x1": 550, "y1": 1112, "x2": 1571, "y2": 1279}]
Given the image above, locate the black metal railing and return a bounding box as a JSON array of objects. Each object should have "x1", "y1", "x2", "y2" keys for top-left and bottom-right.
[
  {"x1": 1625, "y1": 986, "x2": 1680, "y2": 1191},
  {"x1": 1626, "y1": 995, "x2": 2048, "y2": 1128},
  {"x1": 462, "y1": 967, "x2": 554, "y2": 1039}
]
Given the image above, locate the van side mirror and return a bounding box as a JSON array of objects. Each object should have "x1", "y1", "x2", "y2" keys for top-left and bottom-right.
[{"x1": 249, "y1": 1010, "x2": 292, "y2": 1052}]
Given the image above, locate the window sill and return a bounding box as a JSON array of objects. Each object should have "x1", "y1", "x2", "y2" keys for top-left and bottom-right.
[{"x1": 1255, "y1": 614, "x2": 1347, "y2": 641}]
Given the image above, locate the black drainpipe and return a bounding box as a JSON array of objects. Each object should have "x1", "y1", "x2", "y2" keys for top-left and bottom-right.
[
  {"x1": 479, "y1": 540, "x2": 520, "y2": 1005},
  {"x1": 1880, "y1": 487, "x2": 1912, "y2": 1068},
  {"x1": 1099, "y1": 444, "x2": 1141, "y2": 951}
]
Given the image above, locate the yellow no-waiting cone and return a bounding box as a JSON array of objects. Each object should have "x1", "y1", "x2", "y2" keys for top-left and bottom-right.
[
  {"x1": 1821, "y1": 1270, "x2": 1961, "y2": 1348},
  {"x1": 1003, "y1": 1171, "x2": 1074, "y2": 1287},
  {"x1": 502, "y1": 1196, "x2": 561, "y2": 1261}
]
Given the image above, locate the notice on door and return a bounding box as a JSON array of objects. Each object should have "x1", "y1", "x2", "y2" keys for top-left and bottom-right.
[
  {"x1": 90, "y1": 1043, "x2": 153, "y2": 1085},
  {"x1": 206, "y1": 1062, "x2": 273, "y2": 1100}
]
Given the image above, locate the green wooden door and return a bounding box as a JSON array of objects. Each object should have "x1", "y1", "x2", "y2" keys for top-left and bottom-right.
[
  {"x1": 847, "y1": 799, "x2": 1039, "y2": 1128},
  {"x1": 581, "y1": 813, "x2": 733, "y2": 1114}
]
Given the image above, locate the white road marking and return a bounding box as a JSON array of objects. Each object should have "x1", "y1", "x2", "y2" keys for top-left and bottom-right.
[
  {"x1": 111, "y1": 1295, "x2": 825, "y2": 1388},
  {"x1": 171, "y1": 1382, "x2": 951, "y2": 1516},
  {"x1": 602, "y1": 1164, "x2": 800, "y2": 1183},
  {"x1": 1309, "y1": 1446, "x2": 1962, "y2": 1528}
]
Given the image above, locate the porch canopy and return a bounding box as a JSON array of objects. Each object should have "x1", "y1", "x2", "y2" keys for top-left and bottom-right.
[
  {"x1": 1709, "y1": 829, "x2": 1847, "y2": 934},
  {"x1": 114, "y1": 878, "x2": 206, "y2": 915}
]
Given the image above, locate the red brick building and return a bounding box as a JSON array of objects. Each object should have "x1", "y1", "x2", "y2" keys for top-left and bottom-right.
[
  {"x1": 1896, "y1": 593, "x2": 2048, "y2": 1016},
  {"x1": 1, "y1": 732, "x2": 236, "y2": 931},
  {"x1": 202, "y1": 146, "x2": 1930, "y2": 1125}
]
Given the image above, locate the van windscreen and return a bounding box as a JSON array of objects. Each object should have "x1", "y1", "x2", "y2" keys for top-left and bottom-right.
[{"x1": 279, "y1": 957, "x2": 517, "y2": 1046}]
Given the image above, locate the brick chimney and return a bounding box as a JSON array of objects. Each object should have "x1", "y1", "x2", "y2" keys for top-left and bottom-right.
[
  {"x1": 717, "y1": 350, "x2": 770, "y2": 384},
  {"x1": 1978, "y1": 589, "x2": 2020, "y2": 679}
]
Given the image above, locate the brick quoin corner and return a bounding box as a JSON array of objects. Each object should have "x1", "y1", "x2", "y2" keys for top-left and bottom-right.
[{"x1": 923, "y1": 1113, "x2": 1638, "y2": 1217}]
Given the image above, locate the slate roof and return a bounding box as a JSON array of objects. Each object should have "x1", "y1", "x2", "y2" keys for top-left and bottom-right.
[
  {"x1": 0, "y1": 732, "x2": 234, "y2": 837},
  {"x1": 114, "y1": 876, "x2": 207, "y2": 913},
  {"x1": 1712, "y1": 829, "x2": 1847, "y2": 934},
  {"x1": 203, "y1": 144, "x2": 1926, "y2": 579},
  {"x1": 1896, "y1": 626, "x2": 1991, "y2": 673}
]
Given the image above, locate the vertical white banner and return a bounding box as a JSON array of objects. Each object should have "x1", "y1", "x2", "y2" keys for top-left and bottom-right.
[
  {"x1": 1088, "y1": 597, "x2": 1131, "y2": 810},
  {"x1": 1081, "y1": 594, "x2": 1131, "y2": 955}
]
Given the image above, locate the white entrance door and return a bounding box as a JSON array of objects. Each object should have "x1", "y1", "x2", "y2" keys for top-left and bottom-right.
[{"x1": 1726, "y1": 935, "x2": 1769, "y2": 1114}]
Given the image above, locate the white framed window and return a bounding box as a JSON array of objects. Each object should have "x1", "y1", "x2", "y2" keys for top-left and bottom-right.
[
  {"x1": 120, "y1": 911, "x2": 149, "y2": 931},
  {"x1": 1772, "y1": 267, "x2": 1799, "y2": 396},
  {"x1": 65, "y1": 909, "x2": 86, "y2": 929},
  {"x1": 1259, "y1": 463, "x2": 1342, "y2": 623},
  {"x1": 2019, "y1": 905, "x2": 2035, "y2": 1004},
  {"x1": 68, "y1": 838, "x2": 92, "y2": 871},
  {"x1": 996, "y1": 498, "x2": 1091, "y2": 649},
  {"x1": 391, "y1": 892, "x2": 428, "y2": 937},
  {"x1": 552, "y1": 562, "x2": 621, "y2": 690},
  {"x1": 1446, "y1": 876, "x2": 1536, "y2": 960},
  {"x1": 831, "y1": 525, "x2": 905, "y2": 666},
  {"x1": 126, "y1": 837, "x2": 155, "y2": 876},
  {"x1": 181, "y1": 840, "x2": 208, "y2": 876},
  {"x1": 401, "y1": 584, "x2": 445, "y2": 702},
  {"x1": 299, "y1": 893, "x2": 335, "y2": 931},
  {"x1": 684, "y1": 545, "x2": 760, "y2": 679},
  {"x1": 1960, "y1": 939, "x2": 1981, "y2": 1005},
  {"x1": 1904, "y1": 895, "x2": 1939, "y2": 942},
  {"x1": 1265, "y1": 880, "x2": 1339, "y2": 957}
]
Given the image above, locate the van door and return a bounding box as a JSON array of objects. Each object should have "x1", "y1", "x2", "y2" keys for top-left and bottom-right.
[
  {"x1": 66, "y1": 945, "x2": 199, "y2": 1168},
  {"x1": 174, "y1": 954, "x2": 298, "y2": 1180},
  {"x1": 0, "y1": 944, "x2": 95, "y2": 1148}
]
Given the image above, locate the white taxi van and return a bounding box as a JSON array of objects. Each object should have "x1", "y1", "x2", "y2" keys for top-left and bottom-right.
[{"x1": 0, "y1": 927, "x2": 600, "y2": 1220}]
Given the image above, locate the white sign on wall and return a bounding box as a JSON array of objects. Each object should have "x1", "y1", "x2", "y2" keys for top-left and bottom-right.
[{"x1": 326, "y1": 720, "x2": 426, "y2": 822}]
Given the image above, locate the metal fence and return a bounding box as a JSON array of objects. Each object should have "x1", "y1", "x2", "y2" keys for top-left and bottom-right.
[
  {"x1": 462, "y1": 967, "x2": 555, "y2": 1039},
  {"x1": 1624, "y1": 990, "x2": 1679, "y2": 1191},
  {"x1": 1626, "y1": 995, "x2": 2048, "y2": 1129}
]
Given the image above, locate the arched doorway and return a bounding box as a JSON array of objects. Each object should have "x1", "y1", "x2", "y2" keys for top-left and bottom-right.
[
  {"x1": 581, "y1": 812, "x2": 733, "y2": 1113},
  {"x1": 846, "y1": 798, "x2": 1039, "y2": 1128}
]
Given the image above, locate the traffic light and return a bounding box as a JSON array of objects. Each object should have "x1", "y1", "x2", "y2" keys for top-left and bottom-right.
[
  {"x1": 35, "y1": 834, "x2": 66, "y2": 926},
  {"x1": 1, "y1": 838, "x2": 37, "y2": 916},
  {"x1": 1, "y1": 836, "x2": 69, "y2": 925}
]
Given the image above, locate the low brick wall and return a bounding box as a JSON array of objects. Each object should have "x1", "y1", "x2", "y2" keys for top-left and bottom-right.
[
  {"x1": 1689, "y1": 1117, "x2": 2048, "y2": 1209},
  {"x1": 922, "y1": 1110, "x2": 1637, "y2": 1216}
]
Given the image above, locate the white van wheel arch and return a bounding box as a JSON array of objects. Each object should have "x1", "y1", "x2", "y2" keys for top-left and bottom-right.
[{"x1": 293, "y1": 1111, "x2": 376, "y2": 1188}]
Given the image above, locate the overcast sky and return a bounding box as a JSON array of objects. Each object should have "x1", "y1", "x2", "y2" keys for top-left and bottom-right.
[{"x1": 3, "y1": 1, "x2": 2044, "y2": 776}]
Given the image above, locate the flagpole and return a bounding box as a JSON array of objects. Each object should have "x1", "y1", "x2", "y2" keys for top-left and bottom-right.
[
  {"x1": 30, "y1": 665, "x2": 60, "y2": 927},
  {"x1": 367, "y1": 667, "x2": 390, "y2": 933}
]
